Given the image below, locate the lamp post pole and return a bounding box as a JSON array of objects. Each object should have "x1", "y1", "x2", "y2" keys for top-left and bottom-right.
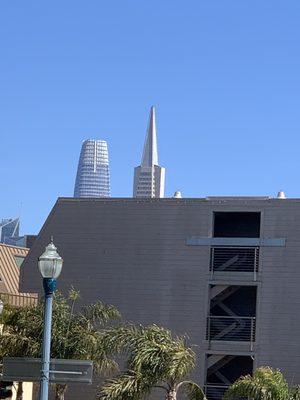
[
  {"x1": 39, "y1": 279, "x2": 56, "y2": 400},
  {"x1": 38, "y1": 240, "x2": 63, "y2": 400}
]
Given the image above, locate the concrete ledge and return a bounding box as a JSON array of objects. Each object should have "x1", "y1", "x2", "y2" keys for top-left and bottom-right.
[{"x1": 186, "y1": 237, "x2": 286, "y2": 247}]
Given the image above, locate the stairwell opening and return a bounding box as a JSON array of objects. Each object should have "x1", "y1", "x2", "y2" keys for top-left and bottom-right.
[
  {"x1": 205, "y1": 354, "x2": 253, "y2": 400},
  {"x1": 213, "y1": 212, "x2": 261, "y2": 238},
  {"x1": 207, "y1": 285, "x2": 257, "y2": 342}
]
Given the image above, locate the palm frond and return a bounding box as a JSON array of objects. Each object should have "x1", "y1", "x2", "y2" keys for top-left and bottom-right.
[
  {"x1": 82, "y1": 302, "x2": 121, "y2": 325},
  {"x1": 68, "y1": 287, "x2": 80, "y2": 302},
  {"x1": 225, "y1": 367, "x2": 289, "y2": 400},
  {"x1": 176, "y1": 380, "x2": 206, "y2": 400},
  {"x1": 101, "y1": 324, "x2": 144, "y2": 356},
  {"x1": 290, "y1": 385, "x2": 300, "y2": 400},
  {"x1": 99, "y1": 371, "x2": 150, "y2": 400},
  {"x1": 99, "y1": 323, "x2": 198, "y2": 398},
  {"x1": 166, "y1": 340, "x2": 195, "y2": 381}
]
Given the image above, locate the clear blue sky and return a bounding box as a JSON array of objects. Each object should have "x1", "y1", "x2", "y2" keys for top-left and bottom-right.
[{"x1": 1, "y1": 1, "x2": 300, "y2": 235}]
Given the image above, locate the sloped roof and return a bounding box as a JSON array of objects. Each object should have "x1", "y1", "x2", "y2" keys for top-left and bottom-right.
[{"x1": 0, "y1": 243, "x2": 37, "y2": 297}]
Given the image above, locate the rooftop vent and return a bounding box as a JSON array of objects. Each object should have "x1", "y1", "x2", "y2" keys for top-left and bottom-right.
[
  {"x1": 277, "y1": 191, "x2": 286, "y2": 199},
  {"x1": 173, "y1": 191, "x2": 182, "y2": 198}
]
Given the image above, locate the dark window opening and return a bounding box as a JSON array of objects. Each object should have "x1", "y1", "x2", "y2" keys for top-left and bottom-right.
[
  {"x1": 205, "y1": 355, "x2": 253, "y2": 400},
  {"x1": 207, "y1": 286, "x2": 257, "y2": 342},
  {"x1": 210, "y1": 286, "x2": 257, "y2": 317},
  {"x1": 213, "y1": 212, "x2": 261, "y2": 238},
  {"x1": 206, "y1": 355, "x2": 253, "y2": 385}
]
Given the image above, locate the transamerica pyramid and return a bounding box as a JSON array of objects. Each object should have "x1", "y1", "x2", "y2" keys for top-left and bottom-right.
[{"x1": 133, "y1": 106, "x2": 165, "y2": 197}]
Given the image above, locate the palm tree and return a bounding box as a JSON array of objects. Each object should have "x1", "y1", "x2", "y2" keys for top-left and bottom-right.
[
  {"x1": 224, "y1": 366, "x2": 300, "y2": 400},
  {"x1": 0, "y1": 289, "x2": 120, "y2": 400},
  {"x1": 98, "y1": 324, "x2": 206, "y2": 400}
]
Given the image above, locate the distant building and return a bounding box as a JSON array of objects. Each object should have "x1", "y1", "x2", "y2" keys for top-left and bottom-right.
[
  {"x1": 74, "y1": 139, "x2": 110, "y2": 198},
  {"x1": 4, "y1": 236, "x2": 25, "y2": 247},
  {"x1": 133, "y1": 107, "x2": 165, "y2": 197},
  {"x1": 0, "y1": 218, "x2": 22, "y2": 245},
  {"x1": 23, "y1": 235, "x2": 37, "y2": 249},
  {"x1": 0, "y1": 218, "x2": 19, "y2": 242},
  {"x1": 0, "y1": 219, "x2": 35, "y2": 248}
]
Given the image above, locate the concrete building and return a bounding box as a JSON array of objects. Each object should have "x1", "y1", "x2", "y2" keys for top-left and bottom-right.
[
  {"x1": 74, "y1": 139, "x2": 110, "y2": 198},
  {"x1": 133, "y1": 107, "x2": 165, "y2": 198},
  {"x1": 20, "y1": 196, "x2": 299, "y2": 399}
]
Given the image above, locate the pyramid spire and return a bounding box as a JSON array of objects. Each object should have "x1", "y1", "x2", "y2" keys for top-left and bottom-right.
[
  {"x1": 141, "y1": 106, "x2": 158, "y2": 167},
  {"x1": 133, "y1": 106, "x2": 165, "y2": 198}
]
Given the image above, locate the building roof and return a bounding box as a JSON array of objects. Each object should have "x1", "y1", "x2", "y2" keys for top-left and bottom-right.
[{"x1": 0, "y1": 243, "x2": 37, "y2": 301}]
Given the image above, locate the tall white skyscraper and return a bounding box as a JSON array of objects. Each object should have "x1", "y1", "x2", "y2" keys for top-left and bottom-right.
[
  {"x1": 133, "y1": 107, "x2": 165, "y2": 198},
  {"x1": 74, "y1": 139, "x2": 110, "y2": 198}
]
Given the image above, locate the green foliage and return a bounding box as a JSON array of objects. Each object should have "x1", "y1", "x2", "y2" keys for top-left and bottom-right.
[
  {"x1": 290, "y1": 386, "x2": 300, "y2": 400},
  {"x1": 100, "y1": 371, "x2": 148, "y2": 400},
  {"x1": 99, "y1": 324, "x2": 205, "y2": 400},
  {"x1": 224, "y1": 366, "x2": 300, "y2": 400},
  {"x1": 177, "y1": 381, "x2": 206, "y2": 400},
  {"x1": 0, "y1": 291, "x2": 120, "y2": 367},
  {"x1": 0, "y1": 290, "x2": 121, "y2": 400}
]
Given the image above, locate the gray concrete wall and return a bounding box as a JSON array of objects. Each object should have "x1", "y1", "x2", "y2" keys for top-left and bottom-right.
[{"x1": 20, "y1": 197, "x2": 300, "y2": 397}]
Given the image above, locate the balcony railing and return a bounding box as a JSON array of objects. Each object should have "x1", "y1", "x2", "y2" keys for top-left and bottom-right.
[
  {"x1": 207, "y1": 316, "x2": 256, "y2": 346},
  {"x1": 0, "y1": 292, "x2": 38, "y2": 307},
  {"x1": 210, "y1": 247, "x2": 259, "y2": 276},
  {"x1": 205, "y1": 384, "x2": 229, "y2": 400}
]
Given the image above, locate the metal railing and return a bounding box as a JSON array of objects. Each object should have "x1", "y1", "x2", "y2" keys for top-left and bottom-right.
[
  {"x1": 210, "y1": 247, "x2": 259, "y2": 276},
  {"x1": 205, "y1": 384, "x2": 229, "y2": 400},
  {"x1": 207, "y1": 316, "x2": 256, "y2": 345},
  {"x1": 0, "y1": 292, "x2": 38, "y2": 307}
]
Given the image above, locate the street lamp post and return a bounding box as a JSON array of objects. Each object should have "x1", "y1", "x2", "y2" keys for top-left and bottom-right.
[{"x1": 38, "y1": 240, "x2": 63, "y2": 400}]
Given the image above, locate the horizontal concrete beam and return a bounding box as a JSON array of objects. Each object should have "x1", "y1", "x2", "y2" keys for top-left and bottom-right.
[{"x1": 186, "y1": 237, "x2": 286, "y2": 247}]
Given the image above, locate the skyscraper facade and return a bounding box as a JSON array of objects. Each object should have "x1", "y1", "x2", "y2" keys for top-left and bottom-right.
[
  {"x1": 0, "y1": 218, "x2": 22, "y2": 246},
  {"x1": 74, "y1": 139, "x2": 110, "y2": 198},
  {"x1": 0, "y1": 218, "x2": 28, "y2": 247},
  {"x1": 133, "y1": 107, "x2": 165, "y2": 198}
]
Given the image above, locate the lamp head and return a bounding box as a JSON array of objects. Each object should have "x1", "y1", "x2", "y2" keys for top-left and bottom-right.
[{"x1": 38, "y1": 240, "x2": 63, "y2": 279}]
